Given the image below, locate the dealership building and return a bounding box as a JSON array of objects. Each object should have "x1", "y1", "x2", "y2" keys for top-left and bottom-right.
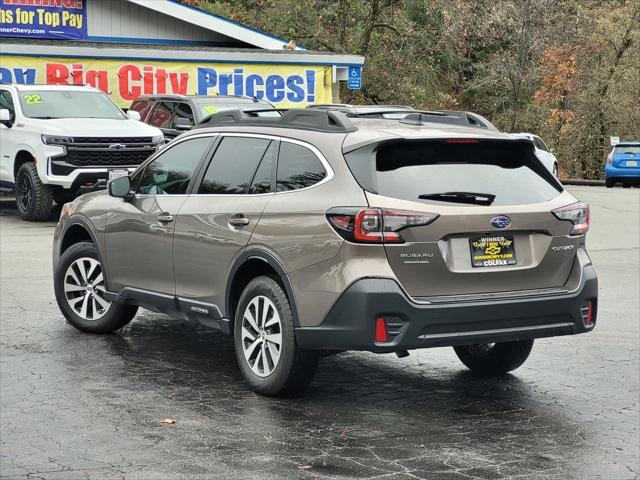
[{"x1": 0, "y1": 0, "x2": 365, "y2": 108}]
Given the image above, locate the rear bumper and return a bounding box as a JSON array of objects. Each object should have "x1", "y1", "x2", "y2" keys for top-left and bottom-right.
[
  {"x1": 296, "y1": 265, "x2": 598, "y2": 352},
  {"x1": 605, "y1": 164, "x2": 640, "y2": 179}
]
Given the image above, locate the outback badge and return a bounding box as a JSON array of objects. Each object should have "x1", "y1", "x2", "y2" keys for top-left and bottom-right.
[{"x1": 490, "y1": 215, "x2": 511, "y2": 229}]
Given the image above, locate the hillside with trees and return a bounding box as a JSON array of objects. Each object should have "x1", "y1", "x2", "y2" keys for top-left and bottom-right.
[{"x1": 182, "y1": 0, "x2": 639, "y2": 179}]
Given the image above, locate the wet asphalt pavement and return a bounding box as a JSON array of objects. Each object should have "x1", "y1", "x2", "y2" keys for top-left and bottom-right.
[{"x1": 1, "y1": 186, "x2": 638, "y2": 480}]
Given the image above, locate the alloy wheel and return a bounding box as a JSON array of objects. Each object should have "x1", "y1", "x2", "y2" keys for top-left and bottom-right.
[
  {"x1": 63, "y1": 257, "x2": 111, "y2": 320},
  {"x1": 16, "y1": 172, "x2": 33, "y2": 213},
  {"x1": 241, "y1": 295, "x2": 283, "y2": 377}
]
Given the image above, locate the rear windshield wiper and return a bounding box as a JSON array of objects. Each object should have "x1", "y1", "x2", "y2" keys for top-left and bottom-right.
[
  {"x1": 31, "y1": 116, "x2": 58, "y2": 119},
  {"x1": 418, "y1": 191, "x2": 496, "y2": 206}
]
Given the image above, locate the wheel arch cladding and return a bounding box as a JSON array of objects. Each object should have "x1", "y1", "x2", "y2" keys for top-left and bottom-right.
[
  {"x1": 226, "y1": 251, "x2": 299, "y2": 330},
  {"x1": 61, "y1": 224, "x2": 93, "y2": 255},
  {"x1": 14, "y1": 150, "x2": 35, "y2": 179},
  {"x1": 60, "y1": 218, "x2": 111, "y2": 290}
]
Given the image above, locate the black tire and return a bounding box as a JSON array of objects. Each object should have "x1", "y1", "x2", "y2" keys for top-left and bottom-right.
[
  {"x1": 15, "y1": 162, "x2": 54, "y2": 221},
  {"x1": 54, "y1": 241, "x2": 138, "y2": 333},
  {"x1": 453, "y1": 340, "x2": 534, "y2": 375},
  {"x1": 234, "y1": 276, "x2": 319, "y2": 396},
  {"x1": 605, "y1": 178, "x2": 614, "y2": 188},
  {"x1": 622, "y1": 183, "x2": 631, "y2": 188},
  {"x1": 552, "y1": 164, "x2": 558, "y2": 177}
]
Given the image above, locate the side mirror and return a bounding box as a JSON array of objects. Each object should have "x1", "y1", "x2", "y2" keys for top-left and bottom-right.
[
  {"x1": 549, "y1": 147, "x2": 556, "y2": 154},
  {"x1": 126, "y1": 110, "x2": 141, "y2": 121},
  {"x1": 174, "y1": 117, "x2": 192, "y2": 130},
  {"x1": 108, "y1": 175, "x2": 133, "y2": 200},
  {"x1": 0, "y1": 109, "x2": 12, "y2": 127}
]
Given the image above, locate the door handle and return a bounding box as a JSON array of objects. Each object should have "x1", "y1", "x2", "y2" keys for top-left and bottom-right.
[
  {"x1": 157, "y1": 213, "x2": 174, "y2": 223},
  {"x1": 229, "y1": 214, "x2": 250, "y2": 226}
]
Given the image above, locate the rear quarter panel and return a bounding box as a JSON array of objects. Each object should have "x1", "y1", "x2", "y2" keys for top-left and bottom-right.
[
  {"x1": 248, "y1": 134, "x2": 372, "y2": 327},
  {"x1": 249, "y1": 133, "x2": 362, "y2": 273}
]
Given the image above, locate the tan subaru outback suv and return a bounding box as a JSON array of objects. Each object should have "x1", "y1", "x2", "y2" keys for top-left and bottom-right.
[{"x1": 53, "y1": 109, "x2": 598, "y2": 396}]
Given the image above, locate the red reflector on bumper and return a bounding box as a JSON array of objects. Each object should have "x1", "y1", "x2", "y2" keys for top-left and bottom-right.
[
  {"x1": 375, "y1": 317, "x2": 388, "y2": 343},
  {"x1": 581, "y1": 300, "x2": 595, "y2": 328}
]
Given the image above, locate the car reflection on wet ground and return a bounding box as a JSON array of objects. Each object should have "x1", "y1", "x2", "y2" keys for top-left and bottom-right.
[{"x1": 1, "y1": 186, "x2": 638, "y2": 480}]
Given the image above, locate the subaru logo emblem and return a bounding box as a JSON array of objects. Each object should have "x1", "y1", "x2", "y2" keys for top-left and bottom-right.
[
  {"x1": 490, "y1": 215, "x2": 511, "y2": 229},
  {"x1": 108, "y1": 144, "x2": 126, "y2": 150}
]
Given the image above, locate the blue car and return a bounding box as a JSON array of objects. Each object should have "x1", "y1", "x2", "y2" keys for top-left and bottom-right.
[{"x1": 606, "y1": 142, "x2": 640, "y2": 188}]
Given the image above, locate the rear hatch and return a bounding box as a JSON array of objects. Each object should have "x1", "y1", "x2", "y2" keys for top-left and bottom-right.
[
  {"x1": 344, "y1": 138, "x2": 582, "y2": 299},
  {"x1": 612, "y1": 144, "x2": 640, "y2": 169}
]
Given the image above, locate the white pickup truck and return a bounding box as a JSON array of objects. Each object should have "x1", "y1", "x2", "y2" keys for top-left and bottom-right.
[{"x1": 0, "y1": 84, "x2": 163, "y2": 220}]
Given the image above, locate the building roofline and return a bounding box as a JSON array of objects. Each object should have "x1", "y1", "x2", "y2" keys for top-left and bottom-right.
[{"x1": 0, "y1": 40, "x2": 365, "y2": 67}]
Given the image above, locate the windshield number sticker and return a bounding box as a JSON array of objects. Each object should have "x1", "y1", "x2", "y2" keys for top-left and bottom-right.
[
  {"x1": 24, "y1": 95, "x2": 42, "y2": 105},
  {"x1": 203, "y1": 105, "x2": 218, "y2": 115}
]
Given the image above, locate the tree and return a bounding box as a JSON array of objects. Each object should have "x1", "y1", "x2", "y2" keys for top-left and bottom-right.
[{"x1": 185, "y1": 0, "x2": 640, "y2": 178}]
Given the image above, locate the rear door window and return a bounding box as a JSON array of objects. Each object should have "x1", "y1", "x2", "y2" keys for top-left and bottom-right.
[
  {"x1": 198, "y1": 136, "x2": 274, "y2": 194},
  {"x1": 147, "y1": 101, "x2": 175, "y2": 128},
  {"x1": 276, "y1": 142, "x2": 327, "y2": 192},
  {"x1": 349, "y1": 140, "x2": 561, "y2": 207},
  {"x1": 249, "y1": 142, "x2": 277, "y2": 194}
]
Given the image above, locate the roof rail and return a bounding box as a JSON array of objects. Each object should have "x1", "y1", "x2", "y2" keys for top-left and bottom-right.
[
  {"x1": 308, "y1": 103, "x2": 414, "y2": 109},
  {"x1": 196, "y1": 108, "x2": 357, "y2": 133},
  {"x1": 342, "y1": 109, "x2": 416, "y2": 118},
  {"x1": 400, "y1": 111, "x2": 498, "y2": 130}
]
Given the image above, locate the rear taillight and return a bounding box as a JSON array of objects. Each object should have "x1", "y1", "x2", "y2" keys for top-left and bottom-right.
[
  {"x1": 552, "y1": 202, "x2": 590, "y2": 235},
  {"x1": 606, "y1": 153, "x2": 613, "y2": 165},
  {"x1": 353, "y1": 209, "x2": 385, "y2": 242},
  {"x1": 327, "y1": 207, "x2": 439, "y2": 244}
]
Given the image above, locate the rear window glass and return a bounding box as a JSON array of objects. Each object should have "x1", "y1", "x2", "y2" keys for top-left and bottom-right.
[
  {"x1": 369, "y1": 141, "x2": 561, "y2": 206},
  {"x1": 614, "y1": 145, "x2": 640, "y2": 154}
]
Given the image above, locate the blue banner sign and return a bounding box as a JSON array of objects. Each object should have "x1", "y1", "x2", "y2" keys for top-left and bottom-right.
[{"x1": 0, "y1": 0, "x2": 87, "y2": 40}]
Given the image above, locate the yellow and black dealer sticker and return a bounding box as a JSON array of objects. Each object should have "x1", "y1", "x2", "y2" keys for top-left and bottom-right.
[{"x1": 470, "y1": 236, "x2": 517, "y2": 267}]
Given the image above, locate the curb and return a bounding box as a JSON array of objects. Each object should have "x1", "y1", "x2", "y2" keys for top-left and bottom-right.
[{"x1": 560, "y1": 179, "x2": 606, "y2": 186}]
